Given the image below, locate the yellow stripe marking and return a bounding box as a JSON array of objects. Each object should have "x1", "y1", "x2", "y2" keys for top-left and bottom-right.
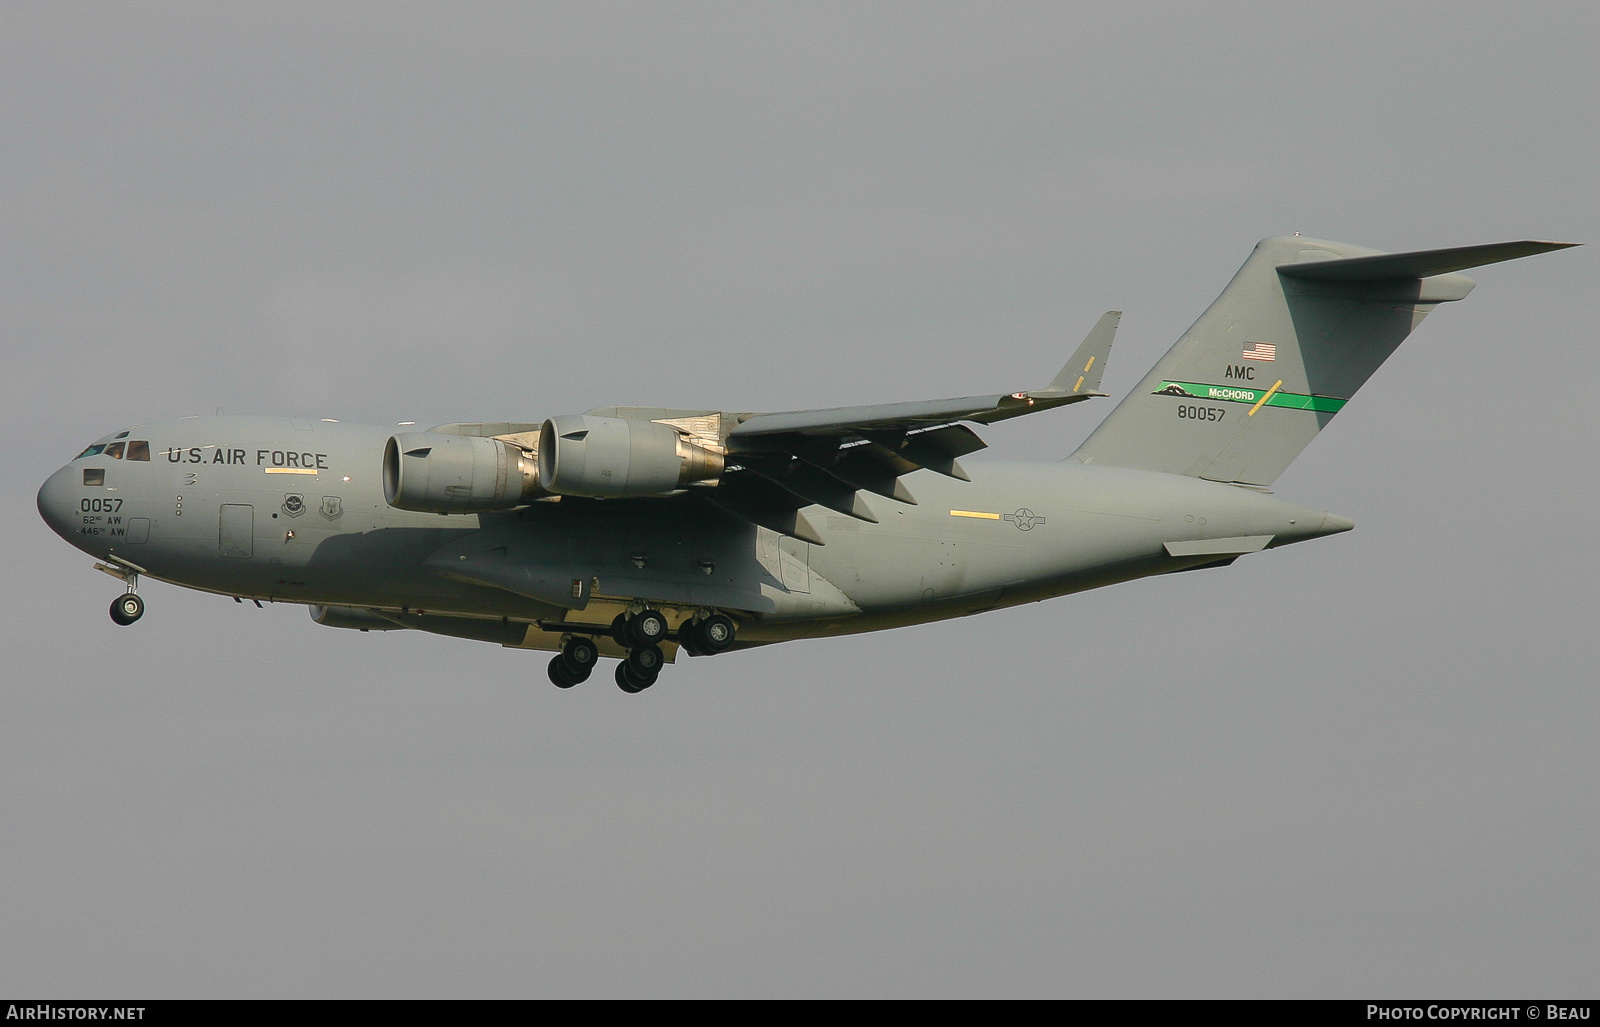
[
  {"x1": 265, "y1": 467, "x2": 319, "y2": 475},
  {"x1": 1083, "y1": 355, "x2": 1096, "y2": 373},
  {"x1": 1073, "y1": 375, "x2": 1085, "y2": 391},
  {"x1": 950, "y1": 509, "x2": 1001, "y2": 520},
  {"x1": 1247, "y1": 380, "x2": 1284, "y2": 417}
]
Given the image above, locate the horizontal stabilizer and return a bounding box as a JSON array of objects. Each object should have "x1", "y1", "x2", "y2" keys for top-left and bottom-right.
[{"x1": 1277, "y1": 241, "x2": 1578, "y2": 281}]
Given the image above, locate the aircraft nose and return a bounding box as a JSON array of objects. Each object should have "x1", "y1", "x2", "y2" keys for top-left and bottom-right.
[{"x1": 37, "y1": 465, "x2": 78, "y2": 542}]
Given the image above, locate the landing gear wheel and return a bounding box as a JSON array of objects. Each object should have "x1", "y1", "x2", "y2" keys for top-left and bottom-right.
[
  {"x1": 548, "y1": 636, "x2": 599, "y2": 688},
  {"x1": 547, "y1": 655, "x2": 582, "y2": 688},
  {"x1": 628, "y1": 610, "x2": 669, "y2": 648},
  {"x1": 562, "y1": 636, "x2": 599, "y2": 675},
  {"x1": 697, "y1": 614, "x2": 736, "y2": 654},
  {"x1": 109, "y1": 593, "x2": 144, "y2": 626},
  {"x1": 626, "y1": 644, "x2": 664, "y2": 678},
  {"x1": 615, "y1": 662, "x2": 655, "y2": 693},
  {"x1": 610, "y1": 613, "x2": 631, "y2": 647}
]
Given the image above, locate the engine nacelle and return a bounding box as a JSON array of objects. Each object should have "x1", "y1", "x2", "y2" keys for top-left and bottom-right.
[
  {"x1": 538, "y1": 415, "x2": 723, "y2": 498},
  {"x1": 383, "y1": 431, "x2": 545, "y2": 512}
]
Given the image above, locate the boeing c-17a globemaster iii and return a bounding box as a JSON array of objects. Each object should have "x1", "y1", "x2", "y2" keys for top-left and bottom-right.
[{"x1": 37, "y1": 236, "x2": 1576, "y2": 693}]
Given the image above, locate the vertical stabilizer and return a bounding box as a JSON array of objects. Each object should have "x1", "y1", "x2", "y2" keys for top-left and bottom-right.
[{"x1": 1069, "y1": 236, "x2": 1575, "y2": 486}]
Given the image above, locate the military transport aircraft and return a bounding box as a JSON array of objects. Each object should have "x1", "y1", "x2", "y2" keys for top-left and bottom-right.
[{"x1": 37, "y1": 236, "x2": 1575, "y2": 692}]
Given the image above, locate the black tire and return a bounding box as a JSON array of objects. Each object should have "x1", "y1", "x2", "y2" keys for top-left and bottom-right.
[
  {"x1": 698, "y1": 614, "x2": 736, "y2": 653},
  {"x1": 547, "y1": 655, "x2": 581, "y2": 688},
  {"x1": 615, "y1": 662, "x2": 643, "y2": 693},
  {"x1": 677, "y1": 622, "x2": 704, "y2": 657},
  {"x1": 563, "y1": 636, "x2": 599, "y2": 671},
  {"x1": 629, "y1": 609, "x2": 669, "y2": 647},
  {"x1": 109, "y1": 593, "x2": 144, "y2": 626},
  {"x1": 610, "y1": 613, "x2": 631, "y2": 647},
  {"x1": 556, "y1": 654, "x2": 593, "y2": 685},
  {"x1": 626, "y1": 644, "x2": 664, "y2": 678}
]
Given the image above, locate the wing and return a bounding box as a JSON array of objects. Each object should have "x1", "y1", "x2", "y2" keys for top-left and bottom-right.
[
  {"x1": 709, "y1": 312, "x2": 1120, "y2": 543},
  {"x1": 430, "y1": 313, "x2": 1120, "y2": 546}
]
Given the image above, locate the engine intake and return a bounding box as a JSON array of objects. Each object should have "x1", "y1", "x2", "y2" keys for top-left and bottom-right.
[
  {"x1": 538, "y1": 415, "x2": 723, "y2": 498},
  {"x1": 383, "y1": 432, "x2": 545, "y2": 512}
]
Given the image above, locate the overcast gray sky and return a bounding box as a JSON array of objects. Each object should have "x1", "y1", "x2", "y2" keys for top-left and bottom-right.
[{"x1": 3, "y1": 1, "x2": 1596, "y2": 998}]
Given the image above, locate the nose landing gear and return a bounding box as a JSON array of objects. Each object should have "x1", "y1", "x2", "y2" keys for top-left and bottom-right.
[{"x1": 95, "y1": 555, "x2": 148, "y2": 626}]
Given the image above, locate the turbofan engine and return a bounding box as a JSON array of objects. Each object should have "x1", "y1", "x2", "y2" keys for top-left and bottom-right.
[
  {"x1": 538, "y1": 415, "x2": 723, "y2": 498},
  {"x1": 383, "y1": 432, "x2": 545, "y2": 512}
]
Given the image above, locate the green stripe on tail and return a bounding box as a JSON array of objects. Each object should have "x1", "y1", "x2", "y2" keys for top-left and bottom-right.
[{"x1": 1153, "y1": 382, "x2": 1348, "y2": 414}]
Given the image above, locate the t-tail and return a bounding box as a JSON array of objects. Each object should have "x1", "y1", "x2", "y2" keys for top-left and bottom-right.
[{"x1": 1070, "y1": 236, "x2": 1577, "y2": 486}]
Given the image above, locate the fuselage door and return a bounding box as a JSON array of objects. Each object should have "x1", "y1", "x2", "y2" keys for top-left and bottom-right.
[{"x1": 219, "y1": 504, "x2": 254, "y2": 558}]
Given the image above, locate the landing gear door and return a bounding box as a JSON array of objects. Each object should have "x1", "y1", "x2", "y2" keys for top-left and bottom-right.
[{"x1": 219, "y1": 504, "x2": 254, "y2": 558}]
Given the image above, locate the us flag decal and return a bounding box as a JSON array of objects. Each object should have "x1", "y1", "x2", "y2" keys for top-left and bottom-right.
[{"x1": 1242, "y1": 341, "x2": 1277, "y2": 361}]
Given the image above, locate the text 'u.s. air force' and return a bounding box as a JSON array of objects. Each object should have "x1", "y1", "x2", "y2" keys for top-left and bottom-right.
[{"x1": 165, "y1": 446, "x2": 328, "y2": 469}]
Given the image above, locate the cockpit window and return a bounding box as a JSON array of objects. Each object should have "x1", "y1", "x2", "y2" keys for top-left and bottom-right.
[
  {"x1": 83, "y1": 468, "x2": 105, "y2": 486},
  {"x1": 73, "y1": 430, "x2": 144, "y2": 462}
]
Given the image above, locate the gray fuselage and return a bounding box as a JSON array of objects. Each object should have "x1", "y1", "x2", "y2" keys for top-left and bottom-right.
[{"x1": 37, "y1": 415, "x2": 1350, "y2": 652}]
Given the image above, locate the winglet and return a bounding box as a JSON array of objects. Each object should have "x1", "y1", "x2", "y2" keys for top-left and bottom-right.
[{"x1": 1042, "y1": 311, "x2": 1119, "y2": 395}]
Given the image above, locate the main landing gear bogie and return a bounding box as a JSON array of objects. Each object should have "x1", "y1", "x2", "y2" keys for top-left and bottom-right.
[
  {"x1": 547, "y1": 635, "x2": 600, "y2": 689},
  {"x1": 552, "y1": 608, "x2": 740, "y2": 693},
  {"x1": 611, "y1": 609, "x2": 668, "y2": 649},
  {"x1": 615, "y1": 659, "x2": 657, "y2": 693},
  {"x1": 679, "y1": 613, "x2": 735, "y2": 657},
  {"x1": 610, "y1": 642, "x2": 664, "y2": 693}
]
